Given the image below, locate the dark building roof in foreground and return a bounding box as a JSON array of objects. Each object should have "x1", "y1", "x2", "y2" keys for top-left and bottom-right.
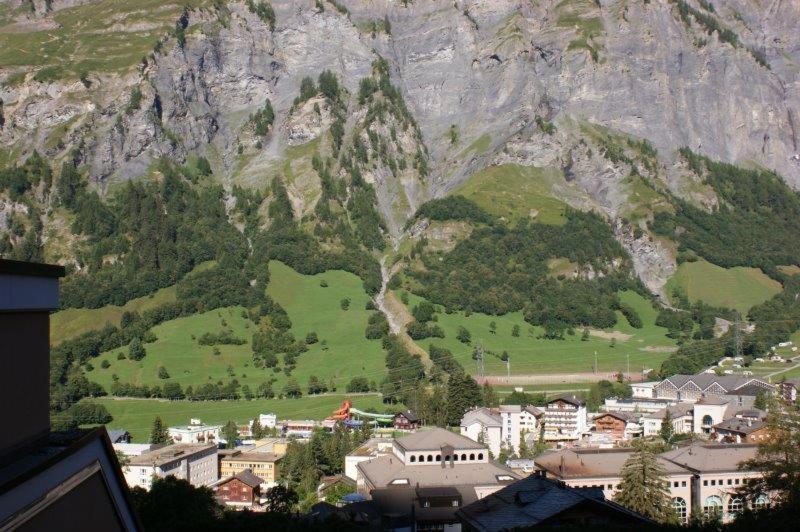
[
  {"x1": 456, "y1": 474, "x2": 652, "y2": 531},
  {"x1": 231, "y1": 469, "x2": 264, "y2": 488}
]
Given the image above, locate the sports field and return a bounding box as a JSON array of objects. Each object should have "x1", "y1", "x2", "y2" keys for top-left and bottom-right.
[{"x1": 400, "y1": 289, "x2": 676, "y2": 376}]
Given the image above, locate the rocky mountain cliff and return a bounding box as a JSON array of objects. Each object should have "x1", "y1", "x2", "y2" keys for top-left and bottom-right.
[{"x1": 2, "y1": 0, "x2": 799, "y2": 296}]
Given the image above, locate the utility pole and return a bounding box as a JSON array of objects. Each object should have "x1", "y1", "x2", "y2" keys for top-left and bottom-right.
[{"x1": 734, "y1": 314, "x2": 743, "y2": 359}]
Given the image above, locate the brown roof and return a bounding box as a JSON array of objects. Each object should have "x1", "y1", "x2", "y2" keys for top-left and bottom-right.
[
  {"x1": 129, "y1": 443, "x2": 216, "y2": 467},
  {"x1": 357, "y1": 454, "x2": 518, "y2": 489},
  {"x1": 548, "y1": 394, "x2": 586, "y2": 407},
  {"x1": 395, "y1": 427, "x2": 485, "y2": 452},
  {"x1": 594, "y1": 411, "x2": 638, "y2": 422},
  {"x1": 229, "y1": 469, "x2": 264, "y2": 488},
  {"x1": 221, "y1": 451, "x2": 280, "y2": 463},
  {"x1": 713, "y1": 419, "x2": 767, "y2": 436},
  {"x1": 535, "y1": 448, "x2": 688, "y2": 479},
  {"x1": 661, "y1": 444, "x2": 758, "y2": 473}
]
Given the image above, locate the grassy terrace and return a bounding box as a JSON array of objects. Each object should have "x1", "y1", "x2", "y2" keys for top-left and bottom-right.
[
  {"x1": 400, "y1": 290, "x2": 676, "y2": 376},
  {"x1": 87, "y1": 261, "x2": 387, "y2": 395},
  {"x1": 94, "y1": 394, "x2": 390, "y2": 442},
  {"x1": 0, "y1": 0, "x2": 211, "y2": 80},
  {"x1": 666, "y1": 259, "x2": 782, "y2": 314}
]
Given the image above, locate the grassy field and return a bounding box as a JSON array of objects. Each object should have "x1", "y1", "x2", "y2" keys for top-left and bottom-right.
[
  {"x1": 94, "y1": 394, "x2": 390, "y2": 442},
  {"x1": 87, "y1": 261, "x2": 387, "y2": 396},
  {"x1": 0, "y1": 0, "x2": 211, "y2": 80},
  {"x1": 453, "y1": 164, "x2": 569, "y2": 225},
  {"x1": 666, "y1": 260, "x2": 782, "y2": 314},
  {"x1": 50, "y1": 261, "x2": 215, "y2": 345},
  {"x1": 400, "y1": 289, "x2": 676, "y2": 376}
]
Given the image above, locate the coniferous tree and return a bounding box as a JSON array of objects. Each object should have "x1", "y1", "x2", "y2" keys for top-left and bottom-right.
[
  {"x1": 150, "y1": 416, "x2": 170, "y2": 444},
  {"x1": 129, "y1": 337, "x2": 146, "y2": 361},
  {"x1": 660, "y1": 409, "x2": 674, "y2": 443},
  {"x1": 222, "y1": 420, "x2": 238, "y2": 449},
  {"x1": 251, "y1": 417, "x2": 263, "y2": 439},
  {"x1": 445, "y1": 372, "x2": 482, "y2": 426},
  {"x1": 482, "y1": 382, "x2": 499, "y2": 408},
  {"x1": 739, "y1": 397, "x2": 800, "y2": 513},
  {"x1": 614, "y1": 445, "x2": 677, "y2": 523}
]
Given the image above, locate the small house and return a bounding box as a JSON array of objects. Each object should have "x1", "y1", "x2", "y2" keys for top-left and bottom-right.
[{"x1": 393, "y1": 409, "x2": 421, "y2": 430}]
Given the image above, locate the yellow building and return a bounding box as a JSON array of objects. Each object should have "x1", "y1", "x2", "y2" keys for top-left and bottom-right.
[
  {"x1": 251, "y1": 438, "x2": 288, "y2": 457},
  {"x1": 219, "y1": 452, "x2": 281, "y2": 484}
]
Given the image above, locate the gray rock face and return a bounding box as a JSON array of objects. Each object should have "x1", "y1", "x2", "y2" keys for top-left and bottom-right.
[{"x1": 1, "y1": 0, "x2": 799, "y2": 294}]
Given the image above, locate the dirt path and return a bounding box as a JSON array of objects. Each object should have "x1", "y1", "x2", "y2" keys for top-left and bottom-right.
[
  {"x1": 375, "y1": 255, "x2": 431, "y2": 367},
  {"x1": 475, "y1": 372, "x2": 646, "y2": 386}
]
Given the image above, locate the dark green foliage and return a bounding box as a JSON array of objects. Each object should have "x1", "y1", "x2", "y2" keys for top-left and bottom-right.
[
  {"x1": 429, "y1": 344, "x2": 463, "y2": 374},
  {"x1": 196, "y1": 156, "x2": 212, "y2": 177},
  {"x1": 347, "y1": 376, "x2": 370, "y2": 393},
  {"x1": 250, "y1": 98, "x2": 275, "y2": 135},
  {"x1": 57, "y1": 161, "x2": 84, "y2": 208},
  {"x1": 174, "y1": 8, "x2": 188, "y2": 48},
  {"x1": 61, "y1": 160, "x2": 248, "y2": 308},
  {"x1": 365, "y1": 312, "x2": 389, "y2": 339},
  {"x1": 619, "y1": 303, "x2": 643, "y2": 328},
  {"x1": 456, "y1": 326, "x2": 472, "y2": 344},
  {"x1": 502, "y1": 390, "x2": 546, "y2": 407},
  {"x1": 586, "y1": 380, "x2": 630, "y2": 410},
  {"x1": 305, "y1": 331, "x2": 319, "y2": 344},
  {"x1": 197, "y1": 330, "x2": 246, "y2": 346},
  {"x1": 340, "y1": 297, "x2": 350, "y2": 310},
  {"x1": 0, "y1": 151, "x2": 52, "y2": 200},
  {"x1": 295, "y1": 77, "x2": 317, "y2": 106},
  {"x1": 535, "y1": 115, "x2": 556, "y2": 135},
  {"x1": 445, "y1": 372, "x2": 482, "y2": 426},
  {"x1": 406, "y1": 320, "x2": 444, "y2": 340},
  {"x1": 307, "y1": 375, "x2": 327, "y2": 394},
  {"x1": 381, "y1": 335, "x2": 425, "y2": 403},
  {"x1": 150, "y1": 416, "x2": 170, "y2": 444},
  {"x1": 412, "y1": 209, "x2": 634, "y2": 336},
  {"x1": 158, "y1": 366, "x2": 170, "y2": 379},
  {"x1": 246, "y1": 0, "x2": 276, "y2": 31},
  {"x1": 412, "y1": 301, "x2": 436, "y2": 323},
  {"x1": 222, "y1": 420, "x2": 238, "y2": 448},
  {"x1": 283, "y1": 378, "x2": 302, "y2": 398},
  {"x1": 652, "y1": 151, "x2": 800, "y2": 277},
  {"x1": 64, "y1": 402, "x2": 112, "y2": 426},
  {"x1": 128, "y1": 337, "x2": 146, "y2": 360},
  {"x1": 411, "y1": 195, "x2": 493, "y2": 225}
]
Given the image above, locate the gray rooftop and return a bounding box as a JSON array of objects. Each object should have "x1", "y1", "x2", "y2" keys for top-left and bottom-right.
[
  {"x1": 535, "y1": 448, "x2": 689, "y2": 479},
  {"x1": 395, "y1": 427, "x2": 486, "y2": 451},
  {"x1": 460, "y1": 408, "x2": 502, "y2": 428},
  {"x1": 664, "y1": 374, "x2": 768, "y2": 392},
  {"x1": 456, "y1": 474, "x2": 652, "y2": 530},
  {"x1": 661, "y1": 444, "x2": 758, "y2": 473},
  {"x1": 357, "y1": 454, "x2": 518, "y2": 489},
  {"x1": 714, "y1": 418, "x2": 767, "y2": 435},
  {"x1": 129, "y1": 443, "x2": 216, "y2": 467}
]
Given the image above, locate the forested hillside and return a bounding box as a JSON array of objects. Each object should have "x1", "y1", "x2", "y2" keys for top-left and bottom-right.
[{"x1": 1, "y1": 0, "x2": 800, "y2": 431}]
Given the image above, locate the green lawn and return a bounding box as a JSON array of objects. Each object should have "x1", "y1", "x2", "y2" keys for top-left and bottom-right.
[
  {"x1": 94, "y1": 394, "x2": 390, "y2": 442},
  {"x1": 401, "y1": 289, "x2": 676, "y2": 376},
  {"x1": 666, "y1": 260, "x2": 782, "y2": 314},
  {"x1": 0, "y1": 0, "x2": 212, "y2": 79},
  {"x1": 51, "y1": 261, "x2": 215, "y2": 345},
  {"x1": 87, "y1": 261, "x2": 387, "y2": 396},
  {"x1": 453, "y1": 164, "x2": 569, "y2": 225}
]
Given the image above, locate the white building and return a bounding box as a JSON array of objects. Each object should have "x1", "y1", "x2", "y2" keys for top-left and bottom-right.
[
  {"x1": 344, "y1": 437, "x2": 394, "y2": 480},
  {"x1": 168, "y1": 418, "x2": 222, "y2": 444},
  {"x1": 543, "y1": 395, "x2": 587, "y2": 441},
  {"x1": 460, "y1": 405, "x2": 542, "y2": 456},
  {"x1": 113, "y1": 442, "x2": 157, "y2": 457},
  {"x1": 258, "y1": 413, "x2": 277, "y2": 429},
  {"x1": 630, "y1": 381, "x2": 658, "y2": 398},
  {"x1": 123, "y1": 443, "x2": 218, "y2": 490}
]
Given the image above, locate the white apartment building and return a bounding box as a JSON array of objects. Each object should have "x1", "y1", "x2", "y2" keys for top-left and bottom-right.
[
  {"x1": 123, "y1": 443, "x2": 218, "y2": 490},
  {"x1": 537, "y1": 443, "x2": 763, "y2": 524},
  {"x1": 258, "y1": 413, "x2": 277, "y2": 429},
  {"x1": 460, "y1": 405, "x2": 542, "y2": 456},
  {"x1": 543, "y1": 395, "x2": 587, "y2": 441},
  {"x1": 630, "y1": 381, "x2": 658, "y2": 398},
  {"x1": 168, "y1": 418, "x2": 222, "y2": 444}
]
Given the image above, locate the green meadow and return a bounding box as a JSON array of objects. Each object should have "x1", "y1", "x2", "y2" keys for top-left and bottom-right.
[
  {"x1": 666, "y1": 260, "x2": 782, "y2": 314},
  {"x1": 401, "y1": 289, "x2": 676, "y2": 376},
  {"x1": 94, "y1": 394, "x2": 390, "y2": 442},
  {"x1": 87, "y1": 261, "x2": 387, "y2": 396}
]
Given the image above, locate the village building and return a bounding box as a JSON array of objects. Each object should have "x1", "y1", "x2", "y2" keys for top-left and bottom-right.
[
  {"x1": 392, "y1": 409, "x2": 421, "y2": 430},
  {"x1": 317, "y1": 474, "x2": 357, "y2": 502},
  {"x1": 630, "y1": 381, "x2": 658, "y2": 398},
  {"x1": 779, "y1": 378, "x2": 800, "y2": 403},
  {"x1": 543, "y1": 395, "x2": 587, "y2": 441},
  {"x1": 345, "y1": 437, "x2": 394, "y2": 480},
  {"x1": 535, "y1": 443, "x2": 765, "y2": 524},
  {"x1": 460, "y1": 405, "x2": 543, "y2": 456},
  {"x1": 219, "y1": 451, "x2": 281, "y2": 485},
  {"x1": 641, "y1": 403, "x2": 694, "y2": 437},
  {"x1": 355, "y1": 428, "x2": 519, "y2": 530},
  {"x1": 456, "y1": 473, "x2": 653, "y2": 530},
  {"x1": 214, "y1": 469, "x2": 264, "y2": 508},
  {"x1": 124, "y1": 443, "x2": 218, "y2": 490},
  {"x1": 653, "y1": 375, "x2": 772, "y2": 404},
  {"x1": 167, "y1": 418, "x2": 221, "y2": 444},
  {"x1": 592, "y1": 411, "x2": 642, "y2": 440}
]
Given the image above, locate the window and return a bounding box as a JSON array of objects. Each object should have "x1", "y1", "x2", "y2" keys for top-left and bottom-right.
[
  {"x1": 703, "y1": 495, "x2": 723, "y2": 520},
  {"x1": 427, "y1": 455, "x2": 433, "y2": 462},
  {"x1": 453, "y1": 454, "x2": 458, "y2": 461},
  {"x1": 470, "y1": 454, "x2": 475, "y2": 460},
  {"x1": 702, "y1": 415, "x2": 714, "y2": 426},
  {"x1": 410, "y1": 456, "x2": 416, "y2": 463},
  {"x1": 451, "y1": 500, "x2": 459, "y2": 507},
  {"x1": 728, "y1": 497, "x2": 743, "y2": 516},
  {"x1": 607, "y1": 484, "x2": 612, "y2": 490},
  {"x1": 672, "y1": 497, "x2": 687, "y2": 524},
  {"x1": 735, "y1": 479, "x2": 740, "y2": 485},
  {"x1": 703, "y1": 480, "x2": 708, "y2": 486},
  {"x1": 478, "y1": 453, "x2": 484, "y2": 460},
  {"x1": 681, "y1": 481, "x2": 686, "y2": 487},
  {"x1": 444, "y1": 455, "x2": 450, "y2": 462},
  {"x1": 461, "y1": 453, "x2": 467, "y2": 461},
  {"x1": 436, "y1": 455, "x2": 441, "y2": 462},
  {"x1": 673, "y1": 482, "x2": 679, "y2": 488}
]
